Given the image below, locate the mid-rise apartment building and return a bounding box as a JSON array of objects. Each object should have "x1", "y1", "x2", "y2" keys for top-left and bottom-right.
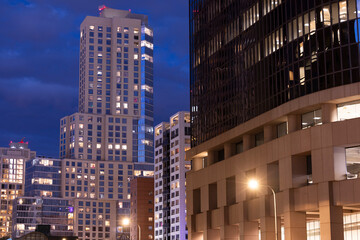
[
  {"x1": 154, "y1": 112, "x2": 191, "y2": 240},
  {"x1": 61, "y1": 158, "x2": 153, "y2": 239},
  {"x1": 0, "y1": 141, "x2": 35, "y2": 237}
]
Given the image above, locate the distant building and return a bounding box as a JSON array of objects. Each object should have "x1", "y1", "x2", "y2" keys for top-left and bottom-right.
[
  {"x1": 61, "y1": 158, "x2": 153, "y2": 239},
  {"x1": 25, "y1": 157, "x2": 62, "y2": 198},
  {"x1": 154, "y1": 112, "x2": 191, "y2": 240},
  {"x1": 71, "y1": 199, "x2": 117, "y2": 240},
  {"x1": 0, "y1": 140, "x2": 36, "y2": 237},
  {"x1": 130, "y1": 177, "x2": 154, "y2": 240},
  {"x1": 16, "y1": 224, "x2": 78, "y2": 240},
  {"x1": 12, "y1": 197, "x2": 74, "y2": 239}
]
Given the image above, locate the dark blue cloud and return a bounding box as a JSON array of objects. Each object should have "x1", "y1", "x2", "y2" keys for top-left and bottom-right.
[{"x1": 0, "y1": 0, "x2": 189, "y2": 157}]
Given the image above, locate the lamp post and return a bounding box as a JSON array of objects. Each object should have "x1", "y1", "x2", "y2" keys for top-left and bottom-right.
[
  {"x1": 122, "y1": 217, "x2": 141, "y2": 240},
  {"x1": 138, "y1": 225, "x2": 141, "y2": 240},
  {"x1": 248, "y1": 179, "x2": 278, "y2": 240}
]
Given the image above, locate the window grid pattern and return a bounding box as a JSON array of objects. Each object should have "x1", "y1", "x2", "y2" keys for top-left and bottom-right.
[{"x1": 190, "y1": 0, "x2": 360, "y2": 147}]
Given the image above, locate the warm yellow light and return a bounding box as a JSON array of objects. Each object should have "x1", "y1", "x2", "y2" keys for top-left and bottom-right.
[
  {"x1": 122, "y1": 218, "x2": 130, "y2": 226},
  {"x1": 248, "y1": 179, "x2": 259, "y2": 190}
]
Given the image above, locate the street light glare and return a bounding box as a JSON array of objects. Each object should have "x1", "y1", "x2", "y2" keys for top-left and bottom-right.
[
  {"x1": 122, "y1": 218, "x2": 130, "y2": 226},
  {"x1": 248, "y1": 179, "x2": 259, "y2": 189}
]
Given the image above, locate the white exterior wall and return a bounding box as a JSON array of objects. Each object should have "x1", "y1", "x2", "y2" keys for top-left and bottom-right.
[{"x1": 154, "y1": 112, "x2": 190, "y2": 240}]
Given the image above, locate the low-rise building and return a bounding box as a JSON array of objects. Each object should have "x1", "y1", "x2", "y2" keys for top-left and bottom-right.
[
  {"x1": 130, "y1": 177, "x2": 154, "y2": 240},
  {"x1": 0, "y1": 140, "x2": 36, "y2": 237},
  {"x1": 12, "y1": 197, "x2": 74, "y2": 238}
]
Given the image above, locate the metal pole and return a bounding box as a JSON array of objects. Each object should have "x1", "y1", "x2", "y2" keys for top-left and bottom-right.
[
  {"x1": 138, "y1": 225, "x2": 141, "y2": 240},
  {"x1": 267, "y1": 186, "x2": 278, "y2": 240}
]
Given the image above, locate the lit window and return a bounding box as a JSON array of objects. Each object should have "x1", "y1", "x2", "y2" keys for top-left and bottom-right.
[
  {"x1": 339, "y1": 1, "x2": 347, "y2": 22},
  {"x1": 143, "y1": 27, "x2": 153, "y2": 37},
  {"x1": 321, "y1": 6, "x2": 331, "y2": 26},
  {"x1": 337, "y1": 100, "x2": 360, "y2": 121},
  {"x1": 96, "y1": 144, "x2": 101, "y2": 149},
  {"x1": 301, "y1": 109, "x2": 322, "y2": 129},
  {"x1": 141, "y1": 40, "x2": 154, "y2": 50},
  {"x1": 141, "y1": 54, "x2": 153, "y2": 63}
]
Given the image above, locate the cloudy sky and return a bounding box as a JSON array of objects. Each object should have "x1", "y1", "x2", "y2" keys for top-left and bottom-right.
[{"x1": 0, "y1": 0, "x2": 189, "y2": 157}]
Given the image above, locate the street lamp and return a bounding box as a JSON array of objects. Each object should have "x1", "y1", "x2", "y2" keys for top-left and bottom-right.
[
  {"x1": 122, "y1": 217, "x2": 141, "y2": 240},
  {"x1": 248, "y1": 179, "x2": 278, "y2": 240},
  {"x1": 120, "y1": 218, "x2": 130, "y2": 240}
]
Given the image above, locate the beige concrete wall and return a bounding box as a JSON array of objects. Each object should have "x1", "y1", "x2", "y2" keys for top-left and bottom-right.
[{"x1": 186, "y1": 84, "x2": 360, "y2": 240}]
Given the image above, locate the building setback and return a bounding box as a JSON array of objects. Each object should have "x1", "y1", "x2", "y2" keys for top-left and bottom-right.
[
  {"x1": 154, "y1": 112, "x2": 191, "y2": 240},
  {"x1": 187, "y1": 0, "x2": 360, "y2": 240},
  {"x1": 130, "y1": 177, "x2": 154, "y2": 240},
  {"x1": 0, "y1": 141, "x2": 35, "y2": 237}
]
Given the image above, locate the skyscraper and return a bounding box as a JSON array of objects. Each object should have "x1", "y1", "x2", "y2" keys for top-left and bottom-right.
[
  {"x1": 154, "y1": 112, "x2": 191, "y2": 240},
  {"x1": 189, "y1": 0, "x2": 360, "y2": 147},
  {"x1": 59, "y1": 7, "x2": 154, "y2": 240},
  {"x1": 187, "y1": 0, "x2": 360, "y2": 239},
  {"x1": 0, "y1": 141, "x2": 35, "y2": 237},
  {"x1": 60, "y1": 7, "x2": 154, "y2": 165}
]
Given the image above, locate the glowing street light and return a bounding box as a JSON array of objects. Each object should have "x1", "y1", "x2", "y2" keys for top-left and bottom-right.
[
  {"x1": 248, "y1": 179, "x2": 259, "y2": 190},
  {"x1": 121, "y1": 217, "x2": 141, "y2": 240},
  {"x1": 122, "y1": 217, "x2": 130, "y2": 227},
  {"x1": 248, "y1": 179, "x2": 278, "y2": 240}
]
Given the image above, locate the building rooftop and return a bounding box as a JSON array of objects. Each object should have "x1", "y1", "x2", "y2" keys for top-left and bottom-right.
[{"x1": 99, "y1": 6, "x2": 148, "y2": 24}]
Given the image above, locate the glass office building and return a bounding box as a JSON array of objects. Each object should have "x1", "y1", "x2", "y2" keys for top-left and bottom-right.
[
  {"x1": 190, "y1": 0, "x2": 360, "y2": 146},
  {"x1": 25, "y1": 158, "x2": 62, "y2": 198},
  {"x1": 12, "y1": 197, "x2": 74, "y2": 239}
]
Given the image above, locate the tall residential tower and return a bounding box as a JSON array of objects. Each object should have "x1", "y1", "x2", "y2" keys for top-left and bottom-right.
[
  {"x1": 154, "y1": 112, "x2": 191, "y2": 240},
  {"x1": 59, "y1": 7, "x2": 154, "y2": 240}
]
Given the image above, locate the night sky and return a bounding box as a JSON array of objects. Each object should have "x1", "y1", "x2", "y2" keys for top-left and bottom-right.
[{"x1": 0, "y1": 0, "x2": 189, "y2": 157}]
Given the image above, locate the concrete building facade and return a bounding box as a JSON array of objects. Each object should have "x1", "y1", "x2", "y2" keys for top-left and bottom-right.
[
  {"x1": 188, "y1": 0, "x2": 360, "y2": 239},
  {"x1": 154, "y1": 112, "x2": 191, "y2": 240},
  {"x1": 130, "y1": 177, "x2": 154, "y2": 240},
  {"x1": 0, "y1": 141, "x2": 35, "y2": 237},
  {"x1": 186, "y1": 85, "x2": 360, "y2": 240}
]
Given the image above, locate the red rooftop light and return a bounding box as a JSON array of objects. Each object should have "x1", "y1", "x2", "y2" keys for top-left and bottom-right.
[{"x1": 99, "y1": 5, "x2": 107, "y2": 11}]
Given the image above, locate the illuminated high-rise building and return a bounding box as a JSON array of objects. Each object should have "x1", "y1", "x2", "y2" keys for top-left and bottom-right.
[
  {"x1": 58, "y1": 7, "x2": 155, "y2": 240},
  {"x1": 154, "y1": 112, "x2": 191, "y2": 240}
]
